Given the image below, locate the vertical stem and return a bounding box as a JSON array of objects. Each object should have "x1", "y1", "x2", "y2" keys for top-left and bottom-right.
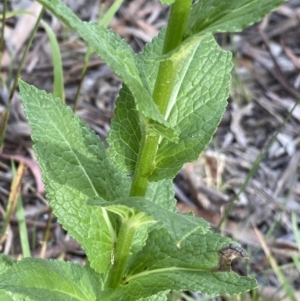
[
  {"x1": 111, "y1": 0, "x2": 193, "y2": 289},
  {"x1": 129, "y1": 134, "x2": 159, "y2": 196},
  {"x1": 162, "y1": 0, "x2": 192, "y2": 55},
  {"x1": 106, "y1": 212, "x2": 145, "y2": 288},
  {"x1": 152, "y1": 0, "x2": 192, "y2": 115},
  {"x1": 130, "y1": 0, "x2": 192, "y2": 196}
]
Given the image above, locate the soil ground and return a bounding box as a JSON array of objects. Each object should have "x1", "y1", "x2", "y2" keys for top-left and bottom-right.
[{"x1": 1, "y1": 0, "x2": 300, "y2": 300}]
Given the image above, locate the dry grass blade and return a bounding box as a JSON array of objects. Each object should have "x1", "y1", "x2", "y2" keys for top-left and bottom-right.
[
  {"x1": 254, "y1": 224, "x2": 297, "y2": 301},
  {"x1": 0, "y1": 160, "x2": 26, "y2": 245}
]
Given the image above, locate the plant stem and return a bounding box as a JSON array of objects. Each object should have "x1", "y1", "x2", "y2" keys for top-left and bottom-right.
[
  {"x1": 162, "y1": 0, "x2": 192, "y2": 54},
  {"x1": 130, "y1": 0, "x2": 192, "y2": 196},
  {"x1": 106, "y1": 212, "x2": 145, "y2": 288},
  {"x1": 129, "y1": 134, "x2": 159, "y2": 196}
]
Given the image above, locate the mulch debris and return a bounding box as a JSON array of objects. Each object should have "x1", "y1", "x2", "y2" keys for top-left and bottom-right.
[{"x1": 0, "y1": 0, "x2": 300, "y2": 300}]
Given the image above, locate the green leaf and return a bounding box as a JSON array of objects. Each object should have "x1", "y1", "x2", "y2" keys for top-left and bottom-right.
[
  {"x1": 145, "y1": 33, "x2": 231, "y2": 180},
  {"x1": 107, "y1": 29, "x2": 166, "y2": 174},
  {"x1": 109, "y1": 30, "x2": 231, "y2": 181},
  {"x1": 0, "y1": 258, "x2": 102, "y2": 301},
  {"x1": 186, "y1": 0, "x2": 287, "y2": 36},
  {"x1": 107, "y1": 85, "x2": 142, "y2": 174},
  {"x1": 129, "y1": 180, "x2": 172, "y2": 254},
  {"x1": 97, "y1": 229, "x2": 257, "y2": 300},
  {"x1": 101, "y1": 271, "x2": 256, "y2": 300},
  {"x1": 36, "y1": 0, "x2": 176, "y2": 138},
  {"x1": 146, "y1": 179, "x2": 177, "y2": 212},
  {"x1": 0, "y1": 290, "x2": 36, "y2": 301},
  {"x1": 0, "y1": 291, "x2": 31, "y2": 301},
  {"x1": 138, "y1": 291, "x2": 168, "y2": 301},
  {"x1": 128, "y1": 228, "x2": 226, "y2": 273},
  {"x1": 131, "y1": 223, "x2": 150, "y2": 254},
  {"x1": 107, "y1": 82, "x2": 179, "y2": 175},
  {"x1": 159, "y1": 0, "x2": 175, "y2": 5},
  {"x1": 0, "y1": 254, "x2": 16, "y2": 273},
  {"x1": 88, "y1": 197, "x2": 210, "y2": 245},
  {"x1": 0, "y1": 255, "x2": 32, "y2": 301},
  {"x1": 0, "y1": 291, "x2": 15, "y2": 301},
  {"x1": 19, "y1": 80, "x2": 130, "y2": 274},
  {"x1": 146, "y1": 119, "x2": 179, "y2": 142}
]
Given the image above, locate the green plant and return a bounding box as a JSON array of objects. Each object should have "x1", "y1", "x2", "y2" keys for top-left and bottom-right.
[{"x1": 0, "y1": 0, "x2": 287, "y2": 300}]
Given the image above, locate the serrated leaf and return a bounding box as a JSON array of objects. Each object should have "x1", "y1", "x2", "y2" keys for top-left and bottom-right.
[
  {"x1": 19, "y1": 81, "x2": 130, "y2": 274},
  {"x1": 88, "y1": 197, "x2": 210, "y2": 245},
  {"x1": 36, "y1": 0, "x2": 176, "y2": 139},
  {"x1": 107, "y1": 85, "x2": 142, "y2": 174},
  {"x1": 101, "y1": 180, "x2": 176, "y2": 254},
  {"x1": 0, "y1": 256, "x2": 31, "y2": 301},
  {"x1": 186, "y1": 0, "x2": 287, "y2": 36},
  {"x1": 0, "y1": 258, "x2": 102, "y2": 301},
  {"x1": 128, "y1": 228, "x2": 229, "y2": 273},
  {"x1": 146, "y1": 179, "x2": 177, "y2": 212},
  {"x1": 108, "y1": 30, "x2": 165, "y2": 174},
  {"x1": 147, "y1": 119, "x2": 178, "y2": 142},
  {"x1": 100, "y1": 270, "x2": 257, "y2": 300},
  {"x1": 109, "y1": 29, "x2": 231, "y2": 181},
  {"x1": 138, "y1": 291, "x2": 168, "y2": 301},
  {"x1": 0, "y1": 254, "x2": 16, "y2": 274},
  {"x1": 107, "y1": 84, "x2": 178, "y2": 175},
  {"x1": 144, "y1": 33, "x2": 231, "y2": 180},
  {"x1": 97, "y1": 229, "x2": 257, "y2": 300},
  {"x1": 131, "y1": 223, "x2": 150, "y2": 254}
]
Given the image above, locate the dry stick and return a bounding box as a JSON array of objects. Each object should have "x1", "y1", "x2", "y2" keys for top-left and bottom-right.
[
  {"x1": 242, "y1": 42, "x2": 300, "y2": 100},
  {"x1": 0, "y1": 8, "x2": 44, "y2": 149},
  {"x1": 216, "y1": 97, "x2": 300, "y2": 231},
  {"x1": 258, "y1": 28, "x2": 300, "y2": 100},
  {"x1": 0, "y1": 0, "x2": 7, "y2": 75},
  {"x1": 0, "y1": 161, "x2": 26, "y2": 244}
]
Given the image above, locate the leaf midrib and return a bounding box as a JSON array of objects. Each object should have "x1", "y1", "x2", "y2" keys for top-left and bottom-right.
[
  {"x1": 126, "y1": 266, "x2": 215, "y2": 282},
  {"x1": 50, "y1": 120, "x2": 100, "y2": 198}
]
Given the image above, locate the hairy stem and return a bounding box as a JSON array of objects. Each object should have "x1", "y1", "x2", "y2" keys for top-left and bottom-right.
[
  {"x1": 130, "y1": 0, "x2": 192, "y2": 196},
  {"x1": 106, "y1": 212, "x2": 146, "y2": 288},
  {"x1": 113, "y1": 0, "x2": 193, "y2": 289}
]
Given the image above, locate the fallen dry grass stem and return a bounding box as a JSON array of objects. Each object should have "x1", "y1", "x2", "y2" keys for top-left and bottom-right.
[
  {"x1": 254, "y1": 224, "x2": 297, "y2": 301},
  {"x1": 0, "y1": 161, "x2": 26, "y2": 245}
]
